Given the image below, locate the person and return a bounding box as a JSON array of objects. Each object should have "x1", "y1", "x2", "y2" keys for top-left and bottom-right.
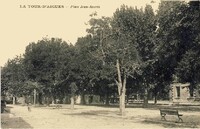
[{"x1": 27, "y1": 103, "x2": 31, "y2": 112}]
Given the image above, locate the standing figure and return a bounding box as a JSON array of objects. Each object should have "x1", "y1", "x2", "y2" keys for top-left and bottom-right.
[{"x1": 27, "y1": 103, "x2": 31, "y2": 112}]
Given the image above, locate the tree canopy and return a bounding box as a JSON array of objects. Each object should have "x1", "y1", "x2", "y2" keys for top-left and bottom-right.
[{"x1": 1, "y1": 1, "x2": 199, "y2": 115}]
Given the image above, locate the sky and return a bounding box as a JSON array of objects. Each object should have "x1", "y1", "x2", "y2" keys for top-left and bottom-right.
[{"x1": 0, "y1": 0, "x2": 160, "y2": 67}]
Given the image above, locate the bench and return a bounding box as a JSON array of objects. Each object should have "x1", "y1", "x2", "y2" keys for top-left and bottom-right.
[
  {"x1": 50, "y1": 104, "x2": 62, "y2": 108},
  {"x1": 160, "y1": 109, "x2": 183, "y2": 122},
  {"x1": 194, "y1": 98, "x2": 200, "y2": 102},
  {"x1": 173, "y1": 102, "x2": 180, "y2": 106},
  {"x1": 128, "y1": 99, "x2": 144, "y2": 104}
]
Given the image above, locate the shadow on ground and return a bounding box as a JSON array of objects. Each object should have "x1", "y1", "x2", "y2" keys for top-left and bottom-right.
[
  {"x1": 63, "y1": 110, "x2": 122, "y2": 118},
  {"x1": 142, "y1": 115, "x2": 200, "y2": 128},
  {"x1": 62, "y1": 108, "x2": 200, "y2": 128},
  {"x1": 1, "y1": 113, "x2": 33, "y2": 129}
]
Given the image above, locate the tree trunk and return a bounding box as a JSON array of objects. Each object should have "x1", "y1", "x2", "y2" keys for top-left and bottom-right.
[
  {"x1": 154, "y1": 92, "x2": 157, "y2": 104},
  {"x1": 121, "y1": 76, "x2": 126, "y2": 116},
  {"x1": 51, "y1": 96, "x2": 55, "y2": 104},
  {"x1": 120, "y1": 90, "x2": 126, "y2": 116},
  {"x1": 143, "y1": 88, "x2": 148, "y2": 108},
  {"x1": 33, "y1": 89, "x2": 37, "y2": 106},
  {"x1": 70, "y1": 96, "x2": 75, "y2": 110},
  {"x1": 81, "y1": 93, "x2": 86, "y2": 105},
  {"x1": 116, "y1": 59, "x2": 126, "y2": 116},
  {"x1": 46, "y1": 95, "x2": 50, "y2": 106},
  {"x1": 22, "y1": 95, "x2": 26, "y2": 106},
  {"x1": 13, "y1": 96, "x2": 16, "y2": 105},
  {"x1": 119, "y1": 93, "x2": 122, "y2": 111},
  {"x1": 38, "y1": 93, "x2": 43, "y2": 105},
  {"x1": 105, "y1": 90, "x2": 110, "y2": 105},
  {"x1": 126, "y1": 94, "x2": 129, "y2": 104},
  {"x1": 189, "y1": 82, "x2": 195, "y2": 97},
  {"x1": 105, "y1": 97, "x2": 109, "y2": 105}
]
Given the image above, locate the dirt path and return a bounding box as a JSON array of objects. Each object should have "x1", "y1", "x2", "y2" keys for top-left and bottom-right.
[{"x1": 2, "y1": 104, "x2": 200, "y2": 128}]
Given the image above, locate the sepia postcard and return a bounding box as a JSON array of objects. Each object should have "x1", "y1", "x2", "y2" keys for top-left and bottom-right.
[{"x1": 1, "y1": 0, "x2": 199, "y2": 129}]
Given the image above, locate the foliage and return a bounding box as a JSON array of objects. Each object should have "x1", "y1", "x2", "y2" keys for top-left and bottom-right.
[
  {"x1": 156, "y1": 1, "x2": 200, "y2": 95},
  {"x1": 175, "y1": 1, "x2": 200, "y2": 87},
  {"x1": 1, "y1": 55, "x2": 27, "y2": 96},
  {"x1": 1, "y1": 1, "x2": 199, "y2": 108},
  {"x1": 23, "y1": 38, "x2": 70, "y2": 100}
]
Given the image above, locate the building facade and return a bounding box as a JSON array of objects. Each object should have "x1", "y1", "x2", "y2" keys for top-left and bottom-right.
[{"x1": 170, "y1": 83, "x2": 200, "y2": 103}]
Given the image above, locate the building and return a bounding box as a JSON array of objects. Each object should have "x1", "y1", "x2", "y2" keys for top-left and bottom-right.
[{"x1": 170, "y1": 83, "x2": 200, "y2": 103}]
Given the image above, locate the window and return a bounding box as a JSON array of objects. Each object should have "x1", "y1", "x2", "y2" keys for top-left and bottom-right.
[{"x1": 176, "y1": 87, "x2": 180, "y2": 98}]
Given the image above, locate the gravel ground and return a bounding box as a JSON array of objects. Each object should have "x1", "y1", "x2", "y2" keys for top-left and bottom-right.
[{"x1": 1, "y1": 104, "x2": 200, "y2": 129}]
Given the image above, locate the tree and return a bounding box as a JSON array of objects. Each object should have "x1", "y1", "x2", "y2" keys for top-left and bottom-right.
[
  {"x1": 1, "y1": 55, "x2": 27, "y2": 104},
  {"x1": 133, "y1": 5, "x2": 157, "y2": 107},
  {"x1": 156, "y1": 1, "x2": 200, "y2": 98},
  {"x1": 23, "y1": 38, "x2": 70, "y2": 105},
  {"x1": 111, "y1": 4, "x2": 159, "y2": 108},
  {"x1": 86, "y1": 7, "x2": 142, "y2": 115},
  {"x1": 74, "y1": 36, "x2": 101, "y2": 104},
  {"x1": 69, "y1": 82, "x2": 78, "y2": 109},
  {"x1": 156, "y1": 1, "x2": 189, "y2": 78},
  {"x1": 175, "y1": 1, "x2": 200, "y2": 95}
]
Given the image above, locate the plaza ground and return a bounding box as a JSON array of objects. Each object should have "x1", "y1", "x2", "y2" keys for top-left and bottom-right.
[{"x1": 1, "y1": 103, "x2": 200, "y2": 129}]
